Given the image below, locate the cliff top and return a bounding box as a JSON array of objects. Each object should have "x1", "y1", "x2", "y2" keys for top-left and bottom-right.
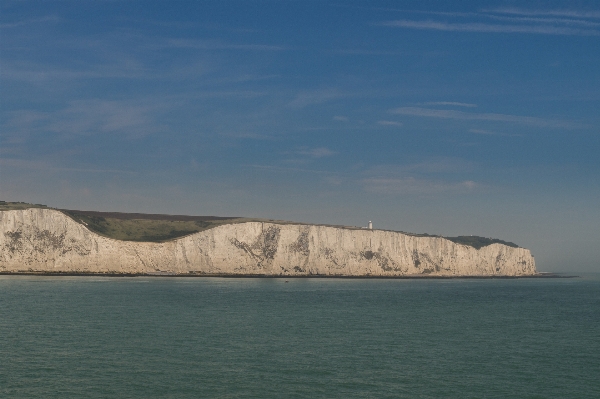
[
  {"x1": 0, "y1": 201, "x2": 519, "y2": 249},
  {"x1": 0, "y1": 201, "x2": 49, "y2": 211}
]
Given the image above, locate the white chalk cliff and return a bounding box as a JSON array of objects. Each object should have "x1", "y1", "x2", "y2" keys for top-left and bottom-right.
[{"x1": 0, "y1": 208, "x2": 536, "y2": 276}]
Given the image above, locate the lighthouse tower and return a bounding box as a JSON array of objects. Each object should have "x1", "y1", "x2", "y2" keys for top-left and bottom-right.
[{"x1": 368, "y1": 221, "x2": 373, "y2": 230}]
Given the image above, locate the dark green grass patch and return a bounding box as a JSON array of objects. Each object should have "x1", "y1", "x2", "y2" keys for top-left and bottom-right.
[
  {"x1": 445, "y1": 235, "x2": 519, "y2": 249},
  {"x1": 60, "y1": 210, "x2": 250, "y2": 242},
  {"x1": 0, "y1": 201, "x2": 49, "y2": 211}
]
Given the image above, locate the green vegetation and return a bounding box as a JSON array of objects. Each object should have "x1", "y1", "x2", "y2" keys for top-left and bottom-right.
[
  {"x1": 61, "y1": 209, "x2": 306, "y2": 242},
  {"x1": 0, "y1": 201, "x2": 49, "y2": 211},
  {"x1": 61, "y1": 210, "x2": 255, "y2": 242},
  {"x1": 0, "y1": 201, "x2": 520, "y2": 248},
  {"x1": 445, "y1": 236, "x2": 519, "y2": 249}
]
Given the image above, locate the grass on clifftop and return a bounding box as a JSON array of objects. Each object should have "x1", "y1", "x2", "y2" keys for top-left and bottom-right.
[
  {"x1": 0, "y1": 201, "x2": 49, "y2": 211},
  {"x1": 0, "y1": 201, "x2": 520, "y2": 248},
  {"x1": 61, "y1": 210, "x2": 258, "y2": 242},
  {"x1": 60, "y1": 210, "x2": 388, "y2": 242},
  {"x1": 445, "y1": 236, "x2": 518, "y2": 249}
]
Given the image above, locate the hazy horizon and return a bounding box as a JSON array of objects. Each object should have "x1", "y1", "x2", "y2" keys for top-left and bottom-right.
[{"x1": 1, "y1": 0, "x2": 599, "y2": 272}]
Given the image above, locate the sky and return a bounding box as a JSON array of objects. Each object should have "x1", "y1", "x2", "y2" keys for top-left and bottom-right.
[{"x1": 1, "y1": 0, "x2": 599, "y2": 272}]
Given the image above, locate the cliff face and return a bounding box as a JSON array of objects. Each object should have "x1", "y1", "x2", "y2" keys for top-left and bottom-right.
[{"x1": 0, "y1": 208, "x2": 536, "y2": 276}]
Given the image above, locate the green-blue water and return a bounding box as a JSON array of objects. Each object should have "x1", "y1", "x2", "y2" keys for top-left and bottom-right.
[{"x1": 1, "y1": 275, "x2": 599, "y2": 398}]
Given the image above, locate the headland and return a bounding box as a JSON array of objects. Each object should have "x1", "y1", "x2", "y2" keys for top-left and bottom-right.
[{"x1": 0, "y1": 202, "x2": 537, "y2": 277}]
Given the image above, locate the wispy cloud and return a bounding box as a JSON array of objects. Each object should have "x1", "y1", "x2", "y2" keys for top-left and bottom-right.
[
  {"x1": 360, "y1": 158, "x2": 478, "y2": 195},
  {"x1": 3, "y1": 100, "x2": 162, "y2": 139},
  {"x1": 1, "y1": 62, "x2": 153, "y2": 83},
  {"x1": 0, "y1": 15, "x2": 60, "y2": 28},
  {"x1": 487, "y1": 8, "x2": 600, "y2": 19},
  {"x1": 397, "y1": 7, "x2": 600, "y2": 22},
  {"x1": 380, "y1": 19, "x2": 600, "y2": 36},
  {"x1": 219, "y1": 131, "x2": 272, "y2": 140},
  {"x1": 485, "y1": 14, "x2": 600, "y2": 28},
  {"x1": 423, "y1": 102, "x2": 477, "y2": 108},
  {"x1": 380, "y1": 6, "x2": 600, "y2": 36},
  {"x1": 166, "y1": 38, "x2": 286, "y2": 51},
  {"x1": 377, "y1": 120, "x2": 403, "y2": 127},
  {"x1": 249, "y1": 164, "x2": 336, "y2": 175},
  {"x1": 367, "y1": 158, "x2": 474, "y2": 175},
  {"x1": 333, "y1": 115, "x2": 349, "y2": 122},
  {"x1": 50, "y1": 100, "x2": 159, "y2": 137},
  {"x1": 296, "y1": 147, "x2": 336, "y2": 158},
  {"x1": 323, "y1": 176, "x2": 343, "y2": 186},
  {"x1": 468, "y1": 128, "x2": 521, "y2": 137},
  {"x1": 0, "y1": 158, "x2": 136, "y2": 175},
  {"x1": 362, "y1": 177, "x2": 476, "y2": 195},
  {"x1": 468, "y1": 128, "x2": 498, "y2": 135},
  {"x1": 288, "y1": 89, "x2": 342, "y2": 108},
  {"x1": 332, "y1": 49, "x2": 400, "y2": 55},
  {"x1": 392, "y1": 107, "x2": 581, "y2": 128}
]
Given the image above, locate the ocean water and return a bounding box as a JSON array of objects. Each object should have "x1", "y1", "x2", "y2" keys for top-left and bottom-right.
[{"x1": 1, "y1": 275, "x2": 598, "y2": 398}]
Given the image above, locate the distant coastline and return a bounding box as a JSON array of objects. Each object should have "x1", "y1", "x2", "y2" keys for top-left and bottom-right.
[{"x1": 1, "y1": 203, "x2": 537, "y2": 277}]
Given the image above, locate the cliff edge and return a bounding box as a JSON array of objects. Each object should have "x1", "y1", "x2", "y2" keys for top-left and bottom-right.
[{"x1": 0, "y1": 208, "x2": 536, "y2": 276}]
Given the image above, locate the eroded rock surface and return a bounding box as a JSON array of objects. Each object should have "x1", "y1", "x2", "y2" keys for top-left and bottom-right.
[{"x1": 0, "y1": 209, "x2": 536, "y2": 276}]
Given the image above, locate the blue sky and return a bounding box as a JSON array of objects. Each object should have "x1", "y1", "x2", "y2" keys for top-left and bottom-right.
[{"x1": 1, "y1": 0, "x2": 599, "y2": 272}]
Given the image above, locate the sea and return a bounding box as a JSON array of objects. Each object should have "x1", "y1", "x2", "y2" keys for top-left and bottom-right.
[{"x1": 1, "y1": 274, "x2": 598, "y2": 398}]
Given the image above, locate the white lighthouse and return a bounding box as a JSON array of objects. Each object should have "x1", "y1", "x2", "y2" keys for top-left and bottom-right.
[{"x1": 368, "y1": 221, "x2": 372, "y2": 230}]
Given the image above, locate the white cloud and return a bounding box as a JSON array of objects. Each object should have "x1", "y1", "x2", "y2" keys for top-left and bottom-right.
[
  {"x1": 486, "y1": 8, "x2": 600, "y2": 19},
  {"x1": 423, "y1": 102, "x2": 477, "y2": 108},
  {"x1": 333, "y1": 115, "x2": 349, "y2": 122},
  {"x1": 360, "y1": 158, "x2": 478, "y2": 195},
  {"x1": 367, "y1": 158, "x2": 474, "y2": 175},
  {"x1": 297, "y1": 147, "x2": 336, "y2": 158},
  {"x1": 0, "y1": 158, "x2": 136, "y2": 175},
  {"x1": 468, "y1": 128, "x2": 523, "y2": 137},
  {"x1": 3, "y1": 100, "x2": 161, "y2": 139},
  {"x1": 249, "y1": 164, "x2": 335, "y2": 175},
  {"x1": 486, "y1": 14, "x2": 600, "y2": 28},
  {"x1": 166, "y1": 39, "x2": 286, "y2": 51},
  {"x1": 332, "y1": 49, "x2": 401, "y2": 55},
  {"x1": 219, "y1": 132, "x2": 272, "y2": 140},
  {"x1": 362, "y1": 177, "x2": 477, "y2": 195},
  {"x1": 50, "y1": 100, "x2": 157, "y2": 137},
  {"x1": 469, "y1": 128, "x2": 497, "y2": 135},
  {"x1": 1, "y1": 60, "x2": 152, "y2": 83},
  {"x1": 377, "y1": 120, "x2": 403, "y2": 127},
  {"x1": 0, "y1": 15, "x2": 60, "y2": 29},
  {"x1": 380, "y1": 19, "x2": 600, "y2": 36},
  {"x1": 392, "y1": 107, "x2": 581, "y2": 128}
]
